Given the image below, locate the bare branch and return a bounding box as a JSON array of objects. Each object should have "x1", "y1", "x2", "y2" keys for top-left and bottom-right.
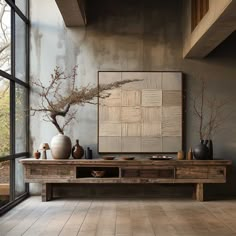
[
  {"x1": 31, "y1": 66, "x2": 141, "y2": 133},
  {"x1": 0, "y1": 42, "x2": 9, "y2": 53},
  {"x1": 192, "y1": 78, "x2": 229, "y2": 140}
]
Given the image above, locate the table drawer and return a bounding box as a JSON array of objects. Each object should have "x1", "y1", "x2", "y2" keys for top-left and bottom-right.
[
  {"x1": 176, "y1": 167, "x2": 208, "y2": 179},
  {"x1": 208, "y1": 167, "x2": 225, "y2": 179},
  {"x1": 122, "y1": 168, "x2": 174, "y2": 178},
  {"x1": 26, "y1": 165, "x2": 74, "y2": 179}
]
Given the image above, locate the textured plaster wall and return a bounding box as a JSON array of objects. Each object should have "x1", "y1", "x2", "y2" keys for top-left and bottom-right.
[{"x1": 30, "y1": 0, "x2": 236, "y2": 196}]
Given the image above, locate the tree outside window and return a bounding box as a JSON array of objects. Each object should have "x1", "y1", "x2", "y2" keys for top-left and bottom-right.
[{"x1": 0, "y1": 1, "x2": 11, "y2": 157}]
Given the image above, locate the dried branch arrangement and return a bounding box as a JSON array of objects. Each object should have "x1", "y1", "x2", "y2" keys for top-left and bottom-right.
[
  {"x1": 31, "y1": 66, "x2": 139, "y2": 134},
  {"x1": 193, "y1": 78, "x2": 229, "y2": 140}
]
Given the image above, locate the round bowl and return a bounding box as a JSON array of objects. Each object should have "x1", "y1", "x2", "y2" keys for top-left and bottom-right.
[{"x1": 91, "y1": 170, "x2": 105, "y2": 178}]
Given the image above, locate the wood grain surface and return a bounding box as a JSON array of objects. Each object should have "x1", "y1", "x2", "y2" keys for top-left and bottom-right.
[
  {"x1": 1, "y1": 196, "x2": 236, "y2": 236},
  {"x1": 20, "y1": 159, "x2": 232, "y2": 202}
]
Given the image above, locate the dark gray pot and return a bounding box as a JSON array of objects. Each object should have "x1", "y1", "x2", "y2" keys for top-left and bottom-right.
[{"x1": 193, "y1": 140, "x2": 209, "y2": 160}]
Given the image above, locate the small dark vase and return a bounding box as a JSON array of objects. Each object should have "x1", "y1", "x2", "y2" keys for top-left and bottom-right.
[
  {"x1": 34, "y1": 150, "x2": 41, "y2": 159},
  {"x1": 208, "y1": 139, "x2": 213, "y2": 160},
  {"x1": 193, "y1": 140, "x2": 209, "y2": 160},
  {"x1": 72, "y1": 139, "x2": 84, "y2": 159},
  {"x1": 86, "y1": 147, "x2": 93, "y2": 159}
]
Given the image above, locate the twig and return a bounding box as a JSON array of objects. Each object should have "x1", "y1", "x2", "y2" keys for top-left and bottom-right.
[
  {"x1": 192, "y1": 78, "x2": 229, "y2": 140},
  {"x1": 30, "y1": 66, "x2": 141, "y2": 134}
]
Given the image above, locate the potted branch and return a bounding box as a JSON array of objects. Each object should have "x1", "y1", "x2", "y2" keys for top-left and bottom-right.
[
  {"x1": 31, "y1": 66, "x2": 138, "y2": 159},
  {"x1": 192, "y1": 78, "x2": 229, "y2": 160}
]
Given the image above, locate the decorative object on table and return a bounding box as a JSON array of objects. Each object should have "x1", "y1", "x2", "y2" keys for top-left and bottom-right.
[
  {"x1": 192, "y1": 78, "x2": 229, "y2": 160},
  {"x1": 72, "y1": 139, "x2": 84, "y2": 159},
  {"x1": 33, "y1": 150, "x2": 41, "y2": 159},
  {"x1": 208, "y1": 140, "x2": 213, "y2": 160},
  {"x1": 50, "y1": 134, "x2": 71, "y2": 159},
  {"x1": 86, "y1": 147, "x2": 93, "y2": 159},
  {"x1": 39, "y1": 143, "x2": 50, "y2": 159},
  {"x1": 177, "y1": 150, "x2": 184, "y2": 160},
  {"x1": 149, "y1": 156, "x2": 173, "y2": 160},
  {"x1": 193, "y1": 140, "x2": 209, "y2": 160},
  {"x1": 91, "y1": 170, "x2": 105, "y2": 178},
  {"x1": 121, "y1": 156, "x2": 135, "y2": 160},
  {"x1": 30, "y1": 66, "x2": 140, "y2": 157},
  {"x1": 98, "y1": 71, "x2": 183, "y2": 153},
  {"x1": 102, "y1": 156, "x2": 115, "y2": 160},
  {"x1": 187, "y1": 147, "x2": 193, "y2": 160}
]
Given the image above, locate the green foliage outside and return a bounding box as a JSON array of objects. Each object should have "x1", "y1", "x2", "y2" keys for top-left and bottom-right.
[
  {"x1": 0, "y1": 84, "x2": 10, "y2": 157},
  {"x1": 0, "y1": 1, "x2": 11, "y2": 157}
]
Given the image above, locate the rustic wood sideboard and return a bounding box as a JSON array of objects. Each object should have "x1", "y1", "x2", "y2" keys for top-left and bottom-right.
[{"x1": 20, "y1": 159, "x2": 232, "y2": 202}]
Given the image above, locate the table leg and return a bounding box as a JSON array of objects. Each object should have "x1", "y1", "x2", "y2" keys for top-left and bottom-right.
[
  {"x1": 195, "y1": 183, "x2": 204, "y2": 201},
  {"x1": 42, "y1": 183, "x2": 53, "y2": 202}
]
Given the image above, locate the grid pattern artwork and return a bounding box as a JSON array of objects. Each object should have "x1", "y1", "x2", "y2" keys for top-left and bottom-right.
[{"x1": 98, "y1": 71, "x2": 182, "y2": 153}]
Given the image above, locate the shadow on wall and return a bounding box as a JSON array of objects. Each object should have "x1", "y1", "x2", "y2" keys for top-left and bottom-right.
[{"x1": 183, "y1": 31, "x2": 236, "y2": 197}]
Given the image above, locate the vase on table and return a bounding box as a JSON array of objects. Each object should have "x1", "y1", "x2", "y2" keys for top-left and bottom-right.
[
  {"x1": 177, "y1": 150, "x2": 185, "y2": 160},
  {"x1": 208, "y1": 140, "x2": 213, "y2": 160},
  {"x1": 86, "y1": 147, "x2": 93, "y2": 159},
  {"x1": 187, "y1": 148, "x2": 193, "y2": 160},
  {"x1": 51, "y1": 133, "x2": 72, "y2": 159},
  {"x1": 72, "y1": 139, "x2": 84, "y2": 159},
  {"x1": 34, "y1": 150, "x2": 41, "y2": 159},
  {"x1": 193, "y1": 140, "x2": 209, "y2": 160}
]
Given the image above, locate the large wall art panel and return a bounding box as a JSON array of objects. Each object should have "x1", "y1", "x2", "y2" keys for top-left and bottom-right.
[{"x1": 98, "y1": 71, "x2": 182, "y2": 153}]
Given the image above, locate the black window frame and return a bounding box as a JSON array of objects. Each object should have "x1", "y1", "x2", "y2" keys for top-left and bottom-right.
[{"x1": 0, "y1": 0, "x2": 30, "y2": 216}]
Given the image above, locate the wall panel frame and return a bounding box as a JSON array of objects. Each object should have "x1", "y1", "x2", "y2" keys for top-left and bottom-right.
[{"x1": 98, "y1": 71, "x2": 183, "y2": 154}]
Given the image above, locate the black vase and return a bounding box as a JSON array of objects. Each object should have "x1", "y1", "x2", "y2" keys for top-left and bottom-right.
[
  {"x1": 208, "y1": 140, "x2": 213, "y2": 160},
  {"x1": 86, "y1": 147, "x2": 93, "y2": 159},
  {"x1": 193, "y1": 140, "x2": 209, "y2": 160}
]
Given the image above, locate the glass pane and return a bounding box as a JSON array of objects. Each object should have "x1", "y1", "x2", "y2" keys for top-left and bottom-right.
[
  {"x1": 15, "y1": 84, "x2": 27, "y2": 153},
  {"x1": 15, "y1": 14, "x2": 26, "y2": 82},
  {"x1": 0, "y1": 160, "x2": 10, "y2": 207},
  {"x1": 0, "y1": 78, "x2": 10, "y2": 157},
  {"x1": 0, "y1": 1, "x2": 11, "y2": 74},
  {"x1": 15, "y1": 157, "x2": 25, "y2": 197},
  {"x1": 15, "y1": 0, "x2": 27, "y2": 16}
]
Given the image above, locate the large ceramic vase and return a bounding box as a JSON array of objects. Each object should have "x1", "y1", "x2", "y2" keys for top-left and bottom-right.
[
  {"x1": 193, "y1": 140, "x2": 209, "y2": 160},
  {"x1": 51, "y1": 134, "x2": 72, "y2": 159}
]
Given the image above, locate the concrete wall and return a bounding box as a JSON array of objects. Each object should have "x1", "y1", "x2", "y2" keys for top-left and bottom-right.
[{"x1": 30, "y1": 0, "x2": 236, "y2": 197}]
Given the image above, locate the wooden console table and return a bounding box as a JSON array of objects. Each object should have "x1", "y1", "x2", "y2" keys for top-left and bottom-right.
[{"x1": 20, "y1": 159, "x2": 232, "y2": 202}]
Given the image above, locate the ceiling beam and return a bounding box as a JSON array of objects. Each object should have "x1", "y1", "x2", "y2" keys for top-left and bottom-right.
[
  {"x1": 184, "y1": 0, "x2": 236, "y2": 58},
  {"x1": 55, "y1": 0, "x2": 86, "y2": 27}
]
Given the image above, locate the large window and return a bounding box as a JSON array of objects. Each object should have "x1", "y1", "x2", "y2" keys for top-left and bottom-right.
[
  {"x1": 0, "y1": 0, "x2": 29, "y2": 215},
  {"x1": 0, "y1": 78, "x2": 10, "y2": 156}
]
